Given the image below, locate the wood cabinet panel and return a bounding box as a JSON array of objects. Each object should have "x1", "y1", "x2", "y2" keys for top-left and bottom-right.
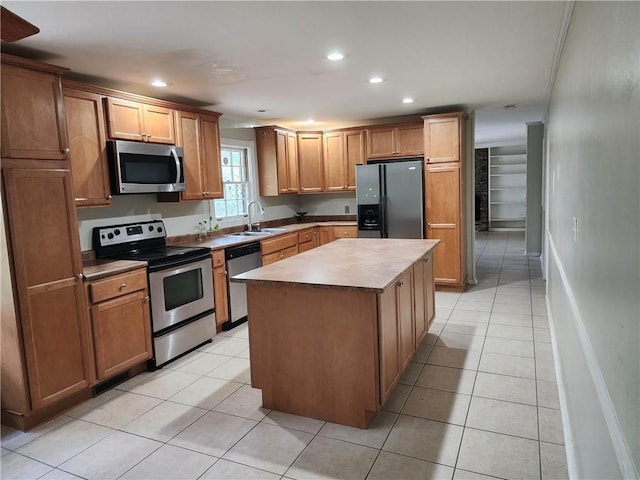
[
  {"x1": 256, "y1": 127, "x2": 299, "y2": 196},
  {"x1": 366, "y1": 123, "x2": 422, "y2": 160},
  {"x1": 323, "y1": 132, "x2": 345, "y2": 192},
  {"x1": 297, "y1": 133, "x2": 324, "y2": 193},
  {"x1": 397, "y1": 271, "x2": 414, "y2": 371},
  {"x1": 201, "y1": 115, "x2": 223, "y2": 198},
  {"x1": 319, "y1": 226, "x2": 335, "y2": 245},
  {"x1": 298, "y1": 240, "x2": 314, "y2": 253},
  {"x1": 262, "y1": 244, "x2": 298, "y2": 266},
  {"x1": 297, "y1": 229, "x2": 314, "y2": 244},
  {"x1": 333, "y1": 226, "x2": 357, "y2": 238},
  {"x1": 63, "y1": 88, "x2": 111, "y2": 207},
  {"x1": 106, "y1": 97, "x2": 174, "y2": 144},
  {"x1": 176, "y1": 111, "x2": 204, "y2": 200},
  {"x1": 413, "y1": 259, "x2": 427, "y2": 347},
  {"x1": 428, "y1": 227, "x2": 460, "y2": 285},
  {"x1": 344, "y1": 130, "x2": 365, "y2": 190},
  {"x1": 211, "y1": 250, "x2": 225, "y2": 268},
  {"x1": 142, "y1": 104, "x2": 174, "y2": 144},
  {"x1": 261, "y1": 232, "x2": 298, "y2": 256},
  {"x1": 91, "y1": 290, "x2": 152, "y2": 381},
  {"x1": 396, "y1": 123, "x2": 424, "y2": 156},
  {"x1": 425, "y1": 255, "x2": 435, "y2": 327},
  {"x1": 213, "y1": 265, "x2": 229, "y2": 326},
  {"x1": 424, "y1": 114, "x2": 462, "y2": 163},
  {"x1": 90, "y1": 269, "x2": 147, "y2": 303},
  {"x1": 3, "y1": 168, "x2": 91, "y2": 409},
  {"x1": 286, "y1": 132, "x2": 299, "y2": 193},
  {"x1": 1, "y1": 63, "x2": 68, "y2": 160},
  {"x1": 378, "y1": 285, "x2": 399, "y2": 403}
]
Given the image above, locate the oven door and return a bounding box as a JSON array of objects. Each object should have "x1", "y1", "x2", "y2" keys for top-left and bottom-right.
[{"x1": 148, "y1": 257, "x2": 214, "y2": 332}]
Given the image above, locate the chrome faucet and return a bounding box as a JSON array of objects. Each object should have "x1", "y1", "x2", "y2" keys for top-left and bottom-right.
[{"x1": 247, "y1": 201, "x2": 265, "y2": 231}]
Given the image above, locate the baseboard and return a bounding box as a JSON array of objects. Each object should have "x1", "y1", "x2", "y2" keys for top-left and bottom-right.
[{"x1": 547, "y1": 232, "x2": 638, "y2": 479}]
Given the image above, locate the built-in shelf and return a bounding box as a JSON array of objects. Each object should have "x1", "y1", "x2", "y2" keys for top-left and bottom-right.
[{"x1": 489, "y1": 145, "x2": 526, "y2": 231}]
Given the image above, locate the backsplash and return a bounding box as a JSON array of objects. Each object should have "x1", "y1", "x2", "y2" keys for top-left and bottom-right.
[{"x1": 77, "y1": 192, "x2": 356, "y2": 251}]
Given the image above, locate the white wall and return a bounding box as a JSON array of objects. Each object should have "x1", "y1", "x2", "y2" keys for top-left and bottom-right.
[
  {"x1": 300, "y1": 193, "x2": 356, "y2": 216},
  {"x1": 546, "y1": 2, "x2": 639, "y2": 478}
]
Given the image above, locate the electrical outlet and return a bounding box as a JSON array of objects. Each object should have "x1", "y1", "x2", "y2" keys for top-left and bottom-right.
[
  {"x1": 344, "y1": 205, "x2": 350, "y2": 214},
  {"x1": 572, "y1": 216, "x2": 578, "y2": 242}
]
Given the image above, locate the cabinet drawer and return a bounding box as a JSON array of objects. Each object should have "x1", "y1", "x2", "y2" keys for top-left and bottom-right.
[
  {"x1": 333, "y1": 226, "x2": 357, "y2": 238},
  {"x1": 262, "y1": 244, "x2": 298, "y2": 266},
  {"x1": 212, "y1": 250, "x2": 225, "y2": 268},
  {"x1": 298, "y1": 229, "x2": 313, "y2": 244},
  {"x1": 90, "y1": 269, "x2": 147, "y2": 303},
  {"x1": 261, "y1": 233, "x2": 298, "y2": 256},
  {"x1": 298, "y1": 240, "x2": 314, "y2": 253}
]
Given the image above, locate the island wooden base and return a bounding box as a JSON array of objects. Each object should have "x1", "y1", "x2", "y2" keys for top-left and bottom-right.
[{"x1": 247, "y1": 284, "x2": 379, "y2": 428}]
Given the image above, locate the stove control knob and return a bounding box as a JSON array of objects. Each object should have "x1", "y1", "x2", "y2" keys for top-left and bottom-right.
[
  {"x1": 158, "y1": 227, "x2": 163, "y2": 233},
  {"x1": 107, "y1": 233, "x2": 114, "y2": 240},
  {"x1": 114, "y1": 229, "x2": 121, "y2": 236},
  {"x1": 149, "y1": 225, "x2": 154, "y2": 231}
]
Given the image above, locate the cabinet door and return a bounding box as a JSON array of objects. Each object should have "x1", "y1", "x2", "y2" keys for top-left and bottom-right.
[
  {"x1": 424, "y1": 116, "x2": 461, "y2": 163},
  {"x1": 344, "y1": 130, "x2": 365, "y2": 191},
  {"x1": 213, "y1": 266, "x2": 229, "y2": 326},
  {"x1": 142, "y1": 104, "x2": 175, "y2": 144},
  {"x1": 425, "y1": 255, "x2": 435, "y2": 327},
  {"x1": 286, "y1": 132, "x2": 299, "y2": 192},
  {"x1": 105, "y1": 97, "x2": 144, "y2": 141},
  {"x1": 201, "y1": 115, "x2": 223, "y2": 198},
  {"x1": 367, "y1": 127, "x2": 395, "y2": 159},
  {"x1": 91, "y1": 290, "x2": 152, "y2": 380},
  {"x1": 323, "y1": 132, "x2": 345, "y2": 192},
  {"x1": 3, "y1": 168, "x2": 92, "y2": 408},
  {"x1": 176, "y1": 111, "x2": 205, "y2": 200},
  {"x1": 378, "y1": 285, "x2": 399, "y2": 403},
  {"x1": 63, "y1": 88, "x2": 111, "y2": 207},
  {"x1": 319, "y1": 226, "x2": 335, "y2": 245},
  {"x1": 426, "y1": 164, "x2": 461, "y2": 284},
  {"x1": 298, "y1": 133, "x2": 324, "y2": 193},
  {"x1": 413, "y1": 260, "x2": 427, "y2": 347},
  {"x1": 1, "y1": 64, "x2": 68, "y2": 160},
  {"x1": 275, "y1": 130, "x2": 289, "y2": 194},
  {"x1": 396, "y1": 123, "x2": 424, "y2": 156},
  {"x1": 397, "y1": 271, "x2": 415, "y2": 371}
]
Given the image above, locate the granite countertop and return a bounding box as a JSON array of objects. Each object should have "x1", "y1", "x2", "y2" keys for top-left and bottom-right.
[
  {"x1": 231, "y1": 238, "x2": 440, "y2": 292},
  {"x1": 82, "y1": 259, "x2": 148, "y2": 281},
  {"x1": 179, "y1": 221, "x2": 357, "y2": 250}
]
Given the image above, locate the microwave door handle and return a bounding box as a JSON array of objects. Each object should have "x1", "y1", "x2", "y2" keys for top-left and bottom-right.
[{"x1": 171, "y1": 148, "x2": 180, "y2": 186}]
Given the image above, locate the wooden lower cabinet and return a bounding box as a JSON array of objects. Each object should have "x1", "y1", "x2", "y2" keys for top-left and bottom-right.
[
  {"x1": 261, "y1": 233, "x2": 298, "y2": 266},
  {"x1": 1, "y1": 167, "x2": 94, "y2": 428},
  {"x1": 413, "y1": 254, "x2": 435, "y2": 347},
  {"x1": 378, "y1": 270, "x2": 415, "y2": 403},
  {"x1": 333, "y1": 226, "x2": 357, "y2": 239},
  {"x1": 212, "y1": 250, "x2": 229, "y2": 326},
  {"x1": 297, "y1": 228, "x2": 315, "y2": 253},
  {"x1": 319, "y1": 226, "x2": 335, "y2": 245},
  {"x1": 87, "y1": 269, "x2": 152, "y2": 381}
]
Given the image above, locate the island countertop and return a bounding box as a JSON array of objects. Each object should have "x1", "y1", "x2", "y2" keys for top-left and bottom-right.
[{"x1": 232, "y1": 238, "x2": 440, "y2": 292}]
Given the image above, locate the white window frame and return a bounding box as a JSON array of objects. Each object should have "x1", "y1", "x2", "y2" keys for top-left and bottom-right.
[{"x1": 212, "y1": 138, "x2": 258, "y2": 227}]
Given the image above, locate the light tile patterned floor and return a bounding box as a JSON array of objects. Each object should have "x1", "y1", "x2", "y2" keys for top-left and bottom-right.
[{"x1": 1, "y1": 231, "x2": 568, "y2": 480}]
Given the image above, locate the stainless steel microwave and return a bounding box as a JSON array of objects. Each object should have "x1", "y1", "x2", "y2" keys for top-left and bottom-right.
[{"x1": 107, "y1": 140, "x2": 185, "y2": 194}]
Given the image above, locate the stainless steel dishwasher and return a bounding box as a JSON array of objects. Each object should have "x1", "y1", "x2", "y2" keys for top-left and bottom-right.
[{"x1": 223, "y1": 242, "x2": 262, "y2": 330}]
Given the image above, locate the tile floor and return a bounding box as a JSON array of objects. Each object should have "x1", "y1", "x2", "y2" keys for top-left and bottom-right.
[{"x1": 1, "y1": 231, "x2": 568, "y2": 480}]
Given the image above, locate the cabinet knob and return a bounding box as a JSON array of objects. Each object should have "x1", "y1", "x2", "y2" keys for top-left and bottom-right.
[
  {"x1": 63, "y1": 147, "x2": 70, "y2": 153},
  {"x1": 398, "y1": 281, "x2": 405, "y2": 288},
  {"x1": 425, "y1": 258, "x2": 430, "y2": 263},
  {"x1": 280, "y1": 253, "x2": 284, "y2": 258},
  {"x1": 119, "y1": 283, "x2": 127, "y2": 290},
  {"x1": 106, "y1": 195, "x2": 112, "y2": 200},
  {"x1": 144, "y1": 296, "x2": 150, "y2": 303},
  {"x1": 77, "y1": 273, "x2": 84, "y2": 280}
]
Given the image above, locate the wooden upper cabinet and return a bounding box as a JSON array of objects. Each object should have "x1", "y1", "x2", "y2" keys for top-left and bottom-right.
[
  {"x1": 297, "y1": 132, "x2": 324, "y2": 193},
  {"x1": 423, "y1": 113, "x2": 466, "y2": 163},
  {"x1": 366, "y1": 122, "x2": 423, "y2": 159},
  {"x1": 105, "y1": 97, "x2": 175, "y2": 144},
  {"x1": 256, "y1": 126, "x2": 299, "y2": 196},
  {"x1": 174, "y1": 111, "x2": 222, "y2": 200},
  {"x1": 1, "y1": 57, "x2": 69, "y2": 161},
  {"x1": 324, "y1": 129, "x2": 365, "y2": 192},
  {"x1": 63, "y1": 87, "x2": 111, "y2": 207},
  {"x1": 2, "y1": 168, "x2": 92, "y2": 409}
]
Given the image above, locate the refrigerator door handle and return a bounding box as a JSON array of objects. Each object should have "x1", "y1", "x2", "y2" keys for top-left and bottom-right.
[{"x1": 380, "y1": 164, "x2": 388, "y2": 238}]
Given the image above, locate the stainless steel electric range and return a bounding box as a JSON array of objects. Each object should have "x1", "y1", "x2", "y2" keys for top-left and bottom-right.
[{"x1": 93, "y1": 220, "x2": 215, "y2": 368}]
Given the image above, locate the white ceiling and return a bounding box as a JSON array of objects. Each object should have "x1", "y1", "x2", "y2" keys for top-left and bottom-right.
[{"x1": 3, "y1": 1, "x2": 568, "y2": 145}]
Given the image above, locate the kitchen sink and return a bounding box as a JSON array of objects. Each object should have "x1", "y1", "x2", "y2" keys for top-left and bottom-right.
[
  {"x1": 258, "y1": 228, "x2": 287, "y2": 233},
  {"x1": 230, "y1": 231, "x2": 271, "y2": 237}
]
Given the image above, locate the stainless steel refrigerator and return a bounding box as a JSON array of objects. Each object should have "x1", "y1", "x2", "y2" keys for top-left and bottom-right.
[{"x1": 356, "y1": 159, "x2": 424, "y2": 238}]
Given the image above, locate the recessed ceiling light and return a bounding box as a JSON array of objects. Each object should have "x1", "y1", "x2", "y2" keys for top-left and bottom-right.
[
  {"x1": 257, "y1": 109, "x2": 268, "y2": 113},
  {"x1": 305, "y1": 118, "x2": 315, "y2": 124},
  {"x1": 504, "y1": 104, "x2": 516, "y2": 110},
  {"x1": 151, "y1": 79, "x2": 167, "y2": 87},
  {"x1": 369, "y1": 76, "x2": 385, "y2": 84},
  {"x1": 402, "y1": 97, "x2": 414, "y2": 104},
  {"x1": 326, "y1": 52, "x2": 344, "y2": 61}
]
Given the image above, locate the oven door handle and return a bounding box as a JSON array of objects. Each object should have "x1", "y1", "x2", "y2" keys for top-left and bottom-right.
[
  {"x1": 171, "y1": 147, "x2": 181, "y2": 186},
  {"x1": 146, "y1": 252, "x2": 212, "y2": 273}
]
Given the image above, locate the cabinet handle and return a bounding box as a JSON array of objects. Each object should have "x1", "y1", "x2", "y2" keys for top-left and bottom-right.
[
  {"x1": 144, "y1": 296, "x2": 150, "y2": 303},
  {"x1": 63, "y1": 147, "x2": 70, "y2": 154},
  {"x1": 398, "y1": 281, "x2": 405, "y2": 288},
  {"x1": 119, "y1": 283, "x2": 127, "y2": 290}
]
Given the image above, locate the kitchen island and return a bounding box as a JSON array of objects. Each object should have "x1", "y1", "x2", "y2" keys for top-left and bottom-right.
[{"x1": 232, "y1": 238, "x2": 439, "y2": 428}]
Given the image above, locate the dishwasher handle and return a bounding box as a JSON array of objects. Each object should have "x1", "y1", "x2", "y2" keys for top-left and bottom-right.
[{"x1": 225, "y1": 242, "x2": 261, "y2": 261}]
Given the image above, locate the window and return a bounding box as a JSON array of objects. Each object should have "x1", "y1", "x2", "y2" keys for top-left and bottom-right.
[{"x1": 214, "y1": 146, "x2": 250, "y2": 219}]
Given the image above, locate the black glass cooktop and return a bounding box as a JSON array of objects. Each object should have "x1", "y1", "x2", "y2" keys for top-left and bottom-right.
[{"x1": 112, "y1": 246, "x2": 211, "y2": 266}]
